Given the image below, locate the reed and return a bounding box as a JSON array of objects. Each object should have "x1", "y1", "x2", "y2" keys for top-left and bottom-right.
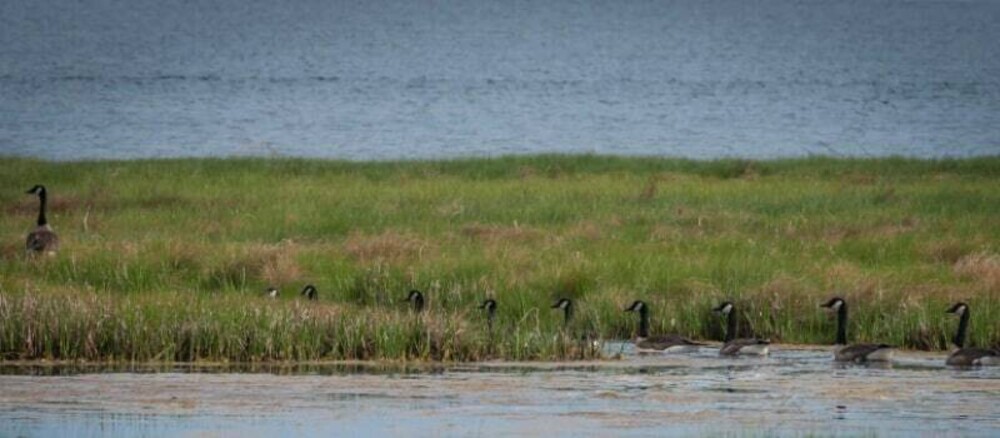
[{"x1": 1, "y1": 155, "x2": 998, "y2": 362}]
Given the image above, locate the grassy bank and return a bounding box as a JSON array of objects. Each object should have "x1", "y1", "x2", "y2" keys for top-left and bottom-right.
[{"x1": 1, "y1": 155, "x2": 999, "y2": 362}]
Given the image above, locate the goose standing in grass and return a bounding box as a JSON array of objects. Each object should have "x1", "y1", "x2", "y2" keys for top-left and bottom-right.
[
  {"x1": 265, "y1": 287, "x2": 279, "y2": 299},
  {"x1": 479, "y1": 299, "x2": 497, "y2": 332},
  {"x1": 713, "y1": 302, "x2": 770, "y2": 356},
  {"x1": 945, "y1": 302, "x2": 999, "y2": 366},
  {"x1": 300, "y1": 284, "x2": 318, "y2": 301},
  {"x1": 24, "y1": 185, "x2": 59, "y2": 255},
  {"x1": 624, "y1": 300, "x2": 702, "y2": 353},
  {"x1": 820, "y1": 297, "x2": 893, "y2": 363},
  {"x1": 405, "y1": 289, "x2": 425, "y2": 312}
]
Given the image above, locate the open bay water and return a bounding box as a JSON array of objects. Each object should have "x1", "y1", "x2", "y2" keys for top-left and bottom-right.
[
  {"x1": 2, "y1": 0, "x2": 1000, "y2": 160},
  {"x1": 2, "y1": 347, "x2": 999, "y2": 436}
]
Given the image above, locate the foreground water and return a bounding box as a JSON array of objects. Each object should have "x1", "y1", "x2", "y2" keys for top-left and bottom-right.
[
  {"x1": 2, "y1": 345, "x2": 998, "y2": 437},
  {"x1": 3, "y1": 0, "x2": 1000, "y2": 160}
]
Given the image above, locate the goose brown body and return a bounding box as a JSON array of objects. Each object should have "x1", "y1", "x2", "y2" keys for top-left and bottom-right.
[
  {"x1": 625, "y1": 301, "x2": 702, "y2": 353},
  {"x1": 821, "y1": 297, "x2": 894, "y2": 363},
  {"x1": 713, "y1": 302, "x2": 770, "y2": 356},
  {"x1": 945, "y1": 303, "x2": 1000, "y2": 366},
  {"x1": 25, "y1": 185, "x2": 59, "y2": 255}
]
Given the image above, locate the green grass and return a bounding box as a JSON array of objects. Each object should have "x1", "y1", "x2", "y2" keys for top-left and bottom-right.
[{"x1": 1, "y1": 155, "x2": 999, "y2": 362}]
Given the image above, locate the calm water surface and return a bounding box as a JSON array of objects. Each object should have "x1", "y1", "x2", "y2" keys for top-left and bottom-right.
[
  {"x1": 1, "y1": 345, "x2": 998, "y2": 437},
  {"x1": 2, "y1": 0, "x2": 1000, "y2": 160}
]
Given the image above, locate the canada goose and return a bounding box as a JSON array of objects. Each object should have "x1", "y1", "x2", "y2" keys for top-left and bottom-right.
[
  {"x1": 479, "y1": 299, "x2": 497, "y2": 333},
  {"x1": 405, "y1": 289, "x2": 425, "y2": 312},
  {"x1": 25, "y1": 185, "x2": 59, "y2": 255},
  {"x1": 624, "y1": 300, "x2": 702, "y2": 353},
  {"x1": 300, "y1": 284, "x2": 318, "y2": 301},
  {"x1": 945, "y1": 302, "x2": 1000, "y2": 366},
  {"x1": 820, "y1": 297, "x2": 894, "y2": 363},
  {"x1": 551, "y1": 298, "x2": 601, "y2": 352},
  {"x1": 551, "y1": 298, "x2": 574, "y2": 327},
  {"x1": 712, "y1": 302, "x2": 770, "y2": 356},
  {"x1": 265, "y1": 287, "x2": 279, "y2": 299}
]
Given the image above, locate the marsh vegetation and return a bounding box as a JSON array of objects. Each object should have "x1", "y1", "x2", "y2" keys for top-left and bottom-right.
[{"x1": 1, "y1": 155, "x2": 998, "y2": 362}]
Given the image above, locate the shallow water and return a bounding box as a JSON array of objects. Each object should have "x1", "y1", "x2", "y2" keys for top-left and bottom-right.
[
  {"x1": 2, "y1": 344, "x2": 998, "y2": 437},
  {"x1": 3, "y1": 0, "x2": 1000, "y2": 160}
]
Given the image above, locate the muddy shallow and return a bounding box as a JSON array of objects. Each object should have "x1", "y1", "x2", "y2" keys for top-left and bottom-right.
[{"x1": 1, "y1": 344, "x2": 998, "y2": 437}]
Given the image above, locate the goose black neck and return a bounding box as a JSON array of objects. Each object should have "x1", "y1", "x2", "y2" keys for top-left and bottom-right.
[
  {"x1": 953, "y1": 308, "x2": 970, "y2": 348},
  {"x1": 725, "y1": 308, "x2": 736, "y2": 343},
  {"x1": 835, "y1": 304, "x2": 847, "y2": 345},
  {"x1": 637, "y1": 306, "x2": 649, "y2": 338},
  {"x1": 563, "y1": 302, "x2": 573, "y2": 326},
  {"x1": 36, "y1": 189, "x2": 48, "y2": 226},
  {"x1": 413, "y1": 295, "x2": 424, "y2": 312}
]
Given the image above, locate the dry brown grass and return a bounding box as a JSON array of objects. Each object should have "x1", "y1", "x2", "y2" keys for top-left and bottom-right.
[
  {"x1": 460, "y1": 222, "x2": 541, "y2": 243},
  {"x1": 343, "y1": 230, "x2": 435, "y2": 264},
  {"x1": 566, "y1": 220, "x2": 604, "y2": 241},
  {"x1": 6, "y1": 192, "x2": 189, "y2": 217},
  {"x1": 921, "y1": 239, "x2": 971, "y2": 265},
  {"x1": 203, "y1": 241, "x2": 303, "y2": 289},
  {"x1": 954, "y1": 252, "x2": 1000, "y2": 291},
  {"x1": 0, "y1": 240, "x2": 24, "y2": 261},
  {"x1": 821, "y1": 262, "x2": 865, "y2": 290}
]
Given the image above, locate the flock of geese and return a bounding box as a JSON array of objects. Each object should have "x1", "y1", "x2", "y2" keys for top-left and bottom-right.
[{"x1": 21, "y1": 185, "x2": 1000, "y2": 367}]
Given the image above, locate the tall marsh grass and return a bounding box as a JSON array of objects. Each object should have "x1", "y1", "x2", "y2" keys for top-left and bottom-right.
[{"x1": 1, "y1": 155, "x2": 999, "y2": 362}]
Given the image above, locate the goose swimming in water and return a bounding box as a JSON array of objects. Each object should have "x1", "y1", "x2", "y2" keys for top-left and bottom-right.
[
  {"x1": 551, "y1": 298, "x2": 574, "y2": 327},
  {"x1": 712, "y1": 302, "x2": 770, "y2": 356},
  {"x1": 405, "y1": 290, "x2": 425, "y2": 312},
  {"x1": 820, "y1": 297, "x2": 894, "y2": 363},
  {"x1": 300, "y1": 284, "x2": 318, "y2": 301},
  {"x1": 25, "y1": 185, "x2": 59, "y2": 255},
  {"x1": 479, "y1": 299, "x2": 497, "y2": 332},
  {"x1": 945, "y1": 302, "x2": 999, "y2": 366},
  {"x1": 551, "y1": 298, "x2": 601, "y2": 351},
  {"x1": 624, "y1": 300, "x2": 702, "y2": 353}
]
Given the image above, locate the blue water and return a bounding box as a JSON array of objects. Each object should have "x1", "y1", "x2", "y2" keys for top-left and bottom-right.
[{"x1": 2, "y1": 0, "x2": 999, "y2": 160}]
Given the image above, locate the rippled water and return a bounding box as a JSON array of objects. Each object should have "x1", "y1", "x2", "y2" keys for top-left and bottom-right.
[
  {"x1": 2, "y1": 0, "x2": 999, "y2": 160},
  {"x1": 2, "y1": 345, "x2": 998, "y2": 436}
]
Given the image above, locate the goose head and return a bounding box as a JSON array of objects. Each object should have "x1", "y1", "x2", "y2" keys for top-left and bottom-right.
[
  {"x1": 946, "y1": 302, "x2": 968, "y2": 316},
  {"x1": 713, "y1": 301, "x2": 734, "y2": 315},
  {"x1": 551, "y1": 298, "x2": 572, "y2": 310},
  {"x1": 405, "y1": 289, "x2": 425, "y2": 311},
  {"x1": 26, "y1": 185, "x2": 46, "y2": 196},
  {"x1": 624, "y1": 300, "x2": 646, "y2": 313},
  {"x1": 820, "y1": 297, "x2": 845, "y2": 312},
  {"x1": 265, "y1": 287, "x2": 279, "y2": 298},
  {"x1": 300, "y1": 284, "x2": 318, "y2": 300},
  {"x1": 479, "y1": 299, "x2": 497, "y2": 313}
]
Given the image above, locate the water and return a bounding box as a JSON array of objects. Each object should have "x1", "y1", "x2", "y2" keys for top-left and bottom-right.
[
  {"x1": 2, "y1": 0, "x2": 999, "y2": 160},
  {"x1": 2, "y1": 345, "x2": 999, "y2": 436}
]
